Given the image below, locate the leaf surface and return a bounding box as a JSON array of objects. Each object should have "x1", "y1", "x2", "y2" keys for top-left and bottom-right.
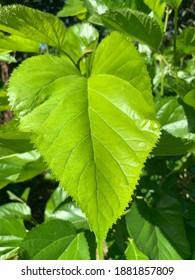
[
  {"x1": 0, "y1": 5, "x2": 66, "y2": 52},
  {"x1": 19, "y1": 219, "x2": 90, "y2": 260},
  {"x1": 8, "y1": 32, "x2": 160, "y2": 245}
]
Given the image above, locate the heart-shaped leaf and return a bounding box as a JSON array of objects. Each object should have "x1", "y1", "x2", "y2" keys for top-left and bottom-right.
[{"x1": 8, "y1": 32, "x2": 160, "y2": 252}]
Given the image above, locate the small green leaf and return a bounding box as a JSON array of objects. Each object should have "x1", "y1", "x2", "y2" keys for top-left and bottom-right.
[
  {"x1": 100, "y1": 9, "x2": 163, "y2": 50},
  {"x1": 144, "y1": 0, "x2": 166, "y2": 17},
  {"x1": 177, "y1": 27, "x2": 195, "y2": 55},
  {"x1": 19, "y1": 219, "x2": 84, "y2": 260},
  {"x1": 57, "y1": 0, "x2": 87, "y2": 18},
  {"x1": 58, "y1": 233, "x2": 90, "y2": 260},
  {"x1": 0, "y1": 202, "x2": 31, "y2": 220},
  {"x1": 183, "y1": 89, "x2": 195, "y2": 108},
  {"x1": 0, "y1": 53, "x2": 16, "y2": 63},
  {"x1": 125, "y1": 238, "x2": 149, "y2": 260},
  {"x1": 0, "y1": 5, "x2": 66, "y2": 52}
]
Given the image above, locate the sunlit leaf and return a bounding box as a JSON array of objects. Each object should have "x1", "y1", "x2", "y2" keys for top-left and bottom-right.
[
  {"x1": 8, "y1": 32, "x2": 160, "y2": 248},
  {"x1": 57, "y1": 0, "x2": 87, "y2": 18}
]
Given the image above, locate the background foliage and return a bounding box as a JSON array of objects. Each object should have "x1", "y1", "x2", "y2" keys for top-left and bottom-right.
[{"x1": 0, "y1": 0, "x2": 194, "y2": 260}]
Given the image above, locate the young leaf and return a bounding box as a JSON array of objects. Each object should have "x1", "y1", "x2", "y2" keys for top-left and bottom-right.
[
  {"x1": 8, "y1": 32, "x2": 160, "y2": 251},
  {"x1": 0, "y1": 5, "x2": 66, "y2": 52},
  {"x1": 100, "y1": 9, "x2": 163, "y2": 51}
]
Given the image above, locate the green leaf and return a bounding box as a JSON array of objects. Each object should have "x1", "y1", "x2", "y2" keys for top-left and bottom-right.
[
  {"x1": 100, "y1": 9, "x2": 163, "y2": 50},
  {"x1": 0, "y1": 202, "x2": 31, "y2": 220},
  {"x1": 19, "y1": 219, "x2": 89, "y2": 260},
  {"x1": 155, "y1": 96, "x2": 195, "y2": 140},
  {"x1": 125, "y1": 238, "x2": 149, "y2": 260},
  {"x1": 0, "y1": 87, "x2": 10, "y2": 111},
  {"x1": 177, "y1": 27, "x2": 195, "y2": 55},
  {"x1": 166, "y1": 0, "x2": 182, "y2": 10},
  {"x1": 62, "y1": 23, "x2": 99, "y2": 70},
  {"x1": 126, "y1": 199, "x2": 190, "y2": 259},
  {"x1": 0, "y1": 217, "x2": 26, "y2": 260},
  {"x1": 0, "y1": 53, "x2": 16, "y2": 63},
  {"x1": 183, "y1": 89, "x2": 195, "y2": 108},
  {"x1": 8, "y1": 32, "x2": 160, "y2": 248},
  {"x1": 45, "y1": 186, "x2": 89, "y2": 230},
  {"x1": 153, "y1": 131, "x2": 195, "y2": 156},
  {"x1": 144, "y1": 0, "x2": 166, "y2": 17},
  {"x1": 58, "y1": 233, "x2": 90, "y2": 260},
  {"x1": 0, "y1": 31, "x2": 40, "y2": 53},
  {"x1": 0, "y1": 150, "x2": 46, "y2": 189},
  {"x1": 0, "y1": 5, "x2": 66, "y2": 52},
  {"x1": 57, "y1": 0, "x2": 87, "y2": 19}
]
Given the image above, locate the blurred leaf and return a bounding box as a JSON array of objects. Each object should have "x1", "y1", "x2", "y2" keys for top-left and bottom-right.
[
  {"x1": 45, "y1": 186, "x2": 89, "y2": 230},
  {"x1": 57, "y1": 0, "x2": 87, "y2": 19},
  {"x1": 166, "y1": 0, "x2": 182, "y2": 10},
  {"x1": 0, "y1": 53, "x2": 16, "y2": 63},
  {"x1": 126, "y1": 199, "x2": 191, "y2": 259},
  {"x1": 19, "y1": 219, "x2": 89, "y2": 260},
  {"x1": 0, "y1": 31, "x2": 40, "y2": 53},
  {"x1": 177, "y1": 27, "x2": 195, "y2": 55},
  {"x1": 0, "y1": 217, "x2": 26, "y2": 260},
  {"x1": 0, "y1": 88, "x2": 10, "y2": 111},
  {"x1": 0, "y1": 202, "x2": 31, "y2": 220},
  {"x1": 144, "y1": 0, "x2": 166, "y2": 17},
  {"x1": 58, "y1": 233, "x2": 90, "y2": 260},
  {"x1": 0, "y1": 150, "x2": 46, "y2": 189},
  {"x1": 183, "y1": 89, "x2": 195, "y2": 108},
  {"x1": 125, "y1": 238, "x2": 149, "y2": 260}
]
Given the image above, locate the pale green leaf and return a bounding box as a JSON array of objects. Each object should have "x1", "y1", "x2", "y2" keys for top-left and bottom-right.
[
  {"x1": 0, "y1": 87, "x2": 10, "y2": 111},
  {"x1": 144, "y1": 0, "x2": 166, "y2": 17},
  {"x1": 0, "y1": 150, "x2": 46, "y2": 189},
  {"x1": 100, "y1": 9, "x2": 163, "y2": 50},
  {"x1": 8, "y1": 32, "x2": 160, "y2": 246},
  {"x1": 57, "y1": 0, "x2": 87, "y2": 18},
  {"x1": 58, "y1": 233, "x2": 90, "y2": 260},
  {"x1": 19, "y1": 219, "x2": 78, "y2": 260},
  {"x1": 0, "y1": 31, "x2": 40, "y2": 53},
  {"x1": 0, "y1": 202, "x2": 31, "y2": 220},
  {"x1": 0, "y1": 53, "x2": 16, "y2": 62},
  {"x1": 125, "y1": 238, "x2": 149, "y2": 260},
  {"x1": 0, "y1": 5, "x2": 66, "y2": 52}
]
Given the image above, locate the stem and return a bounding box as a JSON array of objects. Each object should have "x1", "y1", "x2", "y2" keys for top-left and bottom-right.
[
  {"x1": 173, "y1": 8, "x2": 179, "y2": 66},
  {"x1": 97, "y1": 241, "x2": 104, "y2": 260}
]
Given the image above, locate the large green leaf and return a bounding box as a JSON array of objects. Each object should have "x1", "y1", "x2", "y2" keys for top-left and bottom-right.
[
  {"x1": 8, "y1": 32, "x2": 160, "y2": 249},
  {"x1": 144, "y1": 0, "x2": 166, "y2": 17},
  {"x1": 19, "y1": 219, "x2": 90, "y2": 260},
  {"x1": 126, "y1": 199, "x2": 190, "y2": 259},
  {"x1": 0, "y1": 31, "x2": 40, "y2": 53},
  {"x1": 100, "y1": 9, "x2": 163, "y2": 50},
  {"x1": 0, "y1": 5, "x2": 66, "y2": 52}
]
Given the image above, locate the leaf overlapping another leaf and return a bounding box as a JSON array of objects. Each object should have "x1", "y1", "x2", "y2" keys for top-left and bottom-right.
[{"x1": 8, "y1": 32, "x2": 160, "y2": 250}]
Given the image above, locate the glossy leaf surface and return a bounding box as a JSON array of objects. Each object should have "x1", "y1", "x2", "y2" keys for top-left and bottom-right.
[{"x1": 8, "y1": 32, "x2": 160, "y2": 246}]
